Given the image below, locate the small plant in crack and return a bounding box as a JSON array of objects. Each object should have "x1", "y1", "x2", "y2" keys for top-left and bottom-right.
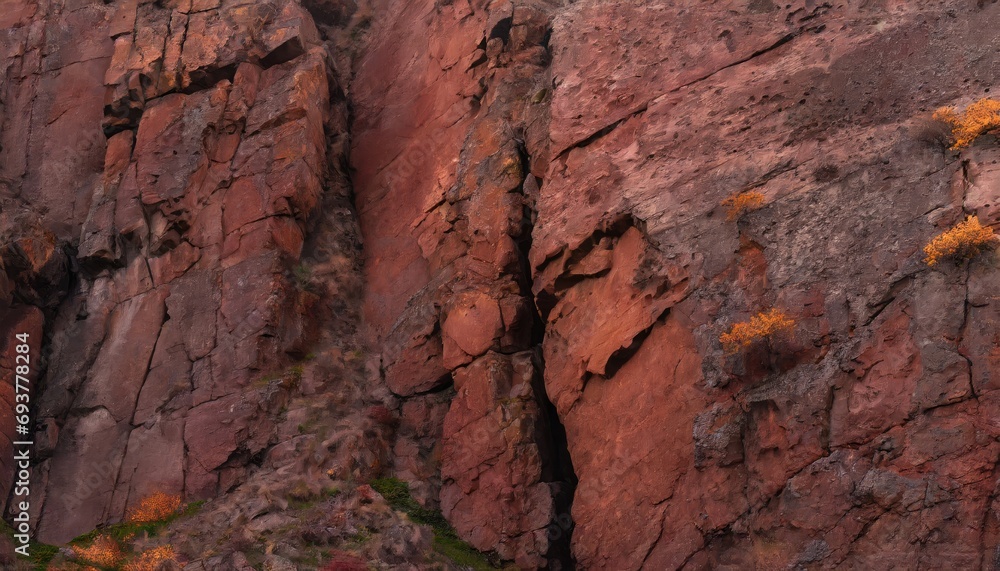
[
  {"x1": 247, "y1": 3, "x2": 278, "y2": 48},
  {"x1": 721, "y1": 190, "x2": 766, "y2": 221},
  {"x1": 293, "y1": 263, "x2": 320, "y2": 293},
  {"x1": 720, "y1": 308, "x2": 796, "y2": 354},
  {"x1": 255, "y1": 364, "x2": 304, "y2": 390},
  {"x1": 350, "y1": 14, "x2": 373, "y2": 43},
  {"x1": 924, "y1": 215, "x2": 998, "y2": 267}
]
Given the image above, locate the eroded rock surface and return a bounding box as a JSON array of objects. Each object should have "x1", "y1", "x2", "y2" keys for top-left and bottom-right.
[
  {"x1": 1, "y1": 0, "x2": 358, "y2": 546},
  {"x1": 527, "y1": 2, "x2": 1000, "y2": 568},
  {"x1": 351, "y1": 1, "x2": 573, "y2": 565},
  {"x1": 353, "y1": 0, "x2": 1000, "y2": 569},
  {"x1": 4, "y1": 0, "x2": 1000, "y2": 569}
]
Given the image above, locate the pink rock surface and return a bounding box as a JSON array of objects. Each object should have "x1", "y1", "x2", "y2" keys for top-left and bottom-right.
[
  {"x1": 351, "y1": 0, "x2": 1000, "y2": 568},
  {"x1": 1, "y1": 0, "x2": 350, "y2": 544},
  {"x1": 5, "y1": 0, "x2": 1000, "y2": 568}
]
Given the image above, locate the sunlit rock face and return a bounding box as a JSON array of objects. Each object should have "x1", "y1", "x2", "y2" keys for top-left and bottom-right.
[
  {"x1": 5, "y1": 0, "x2": 1000, "y2": 568},
  {"x1": 1, "y1": 0, "x2": 350, "y2": 545}
]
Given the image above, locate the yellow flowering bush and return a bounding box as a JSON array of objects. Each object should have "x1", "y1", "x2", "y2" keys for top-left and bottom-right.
[
  {"x1": 933, "y1": 98, "x2": 1000, "y2": 149},
  {"x1": 74, "y1": 535, "x2": 125, "y2": 568},
  {"x1": 924, "y1": 215, "x2": 997, "y2": 266},
  {"x1": 720, "y1": 309, "x2": 796, "y2": 354},
  {"x1": 721, "y1": 190, "x2": 766, "y2": 221},
  {"x1": 126, "y1": 491, "x2": 182, "y2": 523}
]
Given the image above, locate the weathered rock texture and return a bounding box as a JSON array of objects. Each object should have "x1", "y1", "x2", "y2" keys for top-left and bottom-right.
[
  {"x1": 351, "y1": 1, "x2": 574, "y2": 566},
  {"x1": 5, "y1": 0, "x2": 1000, "y2": 569},
  {"x1": 526, "y1": 2, "x2": 1000, "y2": 567},
  {"x1": 1, "y1": 0, "x2": 360, "y2": 547},
  {"x1": 353, "y1": 0, "x2": 1000, "y2": 569}
]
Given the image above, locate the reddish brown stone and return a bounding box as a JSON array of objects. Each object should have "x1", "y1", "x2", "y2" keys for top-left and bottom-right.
[
  {"x1": 441, "y1": 290, "x2": 503, "y2": 365},
  {"x1": 8, "y1": 0, "x2": 1000, "y2": 568},
  {"x1": 1, "y1": 0, "x2": 348, "y2": 544},
  {"x1": 440, "y1": 351, "x2": 554, "y2": 568}
]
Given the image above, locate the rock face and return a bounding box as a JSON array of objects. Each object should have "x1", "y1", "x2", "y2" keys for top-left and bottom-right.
[
  {"x1": 5, "y1": 0, "x2": 1000, "y2": 569},
  {"x1": 350, "y1": 1, "x2": 573, "y2": 565},
  {"x1": 1, "y1": 0, "x2": 356, "y2": 545},
  {"x1": 352, "y1": 0, "x2": 1000, "y2": 568},
  {"x1": 526, "y1": 2, "x2": 1000, "y2": 567}
]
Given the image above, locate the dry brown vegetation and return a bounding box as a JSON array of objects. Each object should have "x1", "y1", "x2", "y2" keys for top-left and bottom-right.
[
  {"x1": 934, "y1": 98, "x2": 1000, "y2": 149},
  {"x1": 126, "y1": 492, "x2": 182, "y2": 524},
  {"x1": 74, "y1": 535, "x2": 125, "y2": 568},
  {"x1": 122, "y1": 545, "x2": 177, "y2": 571},
  {"x1": 720, "y1": 309, "x2": 795, "y2": 354},
  {"x1": 721, "y1": 190, "x2": 766, "y2": 221},
  {"x1": 924, "y1": 215, "x2": 997, "y2": 266}
]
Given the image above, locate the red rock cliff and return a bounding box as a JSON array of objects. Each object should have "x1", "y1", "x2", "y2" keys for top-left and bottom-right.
[
  {"x1": 4, "y1": 0, "x2": 1000, "y2": 569},
  {"x1": 1, "y1": 0, "x2": 356, "y2": 546}
]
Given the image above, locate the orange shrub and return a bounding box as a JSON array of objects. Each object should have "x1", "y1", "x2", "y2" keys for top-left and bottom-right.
[
  {"x1": 124, "y1": 545, "x2": 177, "y2": 571},
  {"x1": 126, "y1": 491, "x2": 182, "y2": 523},
  {"x1": 74, "y1": 535, "x2": 125, "y2": 568},
  {"x1": 924, "y1": 215, "x2": 997, "y2": 266},
  {"x1": 721, "y1": 190, "x2": 766, "y2": 221},
  {"x1": 933, "y1": 98, "x2": 1000, "y2": 149},
  {"x1": 720, "y1": 309, "x2": 795, "y2": 354}
]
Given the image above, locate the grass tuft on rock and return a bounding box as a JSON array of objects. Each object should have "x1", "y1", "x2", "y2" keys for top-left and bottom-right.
[{"x1": 70, "y1": 500, "x2": 203, "y2": 547}]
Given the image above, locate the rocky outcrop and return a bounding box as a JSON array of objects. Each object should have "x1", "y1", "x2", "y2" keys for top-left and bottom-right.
[
  {"x1": 528, "y1": 2, "x2": 1000, "y2": 568},
  {"x1": 1, "y1": 0, "x2": 358, "y2": 545},
  {"x1": 350, "y1": 1, "x2": 573, "y2": 566}
]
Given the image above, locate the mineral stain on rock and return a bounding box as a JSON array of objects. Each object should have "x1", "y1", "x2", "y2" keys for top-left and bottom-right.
[{"x1": 3, "y1": 0, "x2": 1000, "y2": 569}]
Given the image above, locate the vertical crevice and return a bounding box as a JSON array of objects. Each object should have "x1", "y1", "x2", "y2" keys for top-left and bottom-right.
[
  {"x1": 960, "y1": 263, "x2": 978, "y2": 401},
  {"x1": 532, "y1": 353, "x2": 578, "y2": 569},
  {"x1": 515, "y1": 142, "x2": 578, "y2": 569}
]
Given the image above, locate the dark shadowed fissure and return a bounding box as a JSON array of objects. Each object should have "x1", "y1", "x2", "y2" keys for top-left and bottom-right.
[
  {"x1": 304, "y1": 1, "x2": 580, "y2": 564},
  {"x1": 515, "y1": 141, "x2": 578, "y2": 569}
]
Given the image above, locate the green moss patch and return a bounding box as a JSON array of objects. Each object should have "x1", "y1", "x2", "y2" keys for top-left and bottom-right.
[
  {"x1": 370, "y1": 478, "x2": 508, "y2": 570},
  {"x1": 69, "y1": 500, "x2": 204, "y2": 548},
  {"x1": 1, "y1": 519, "x2": 61, "y2": 570}
]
